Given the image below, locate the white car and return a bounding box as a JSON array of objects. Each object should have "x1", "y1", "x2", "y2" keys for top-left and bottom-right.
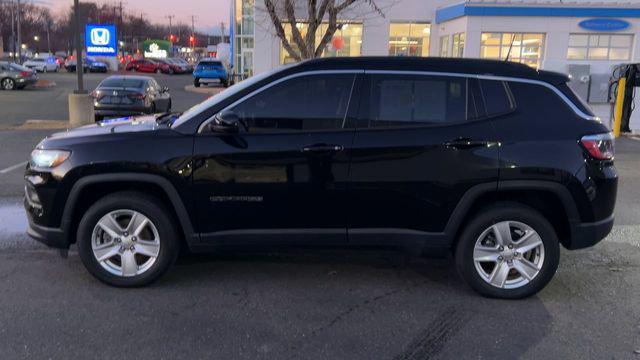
[{"x1": 23, "y1": 57, "x2": 59, "y2": 73}]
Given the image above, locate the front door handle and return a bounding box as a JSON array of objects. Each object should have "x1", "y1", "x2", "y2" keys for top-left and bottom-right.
[
  {"x1": 443, "y1": 138, "x2": 491, "y2": 149},
  {"x1": 301, "y1": 144, "x2": 345, "y2": 153}
]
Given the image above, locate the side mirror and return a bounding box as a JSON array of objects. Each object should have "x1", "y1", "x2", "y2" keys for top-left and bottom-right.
[{"x1": 210, "y1": 110, "x2": 244, "y2": 133}]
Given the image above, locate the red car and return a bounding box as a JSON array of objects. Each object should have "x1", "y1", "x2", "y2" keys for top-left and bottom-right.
[{"x1": 125, "y1": 59, "x2": 170, "y2": 74}]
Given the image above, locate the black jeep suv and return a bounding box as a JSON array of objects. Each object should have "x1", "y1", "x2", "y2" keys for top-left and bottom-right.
[{"x1": 24, "y1": 57, "x2": 617, "y2": 298}]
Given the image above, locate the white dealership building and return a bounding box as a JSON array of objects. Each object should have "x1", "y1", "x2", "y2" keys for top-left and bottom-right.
[{"x1": 231, "y1": 0, "x2": 640, "y2": 124}]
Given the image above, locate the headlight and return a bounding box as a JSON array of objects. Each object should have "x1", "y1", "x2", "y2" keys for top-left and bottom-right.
[{"x1": 30, "y1": 149, "x2": 71, "y2": 168}]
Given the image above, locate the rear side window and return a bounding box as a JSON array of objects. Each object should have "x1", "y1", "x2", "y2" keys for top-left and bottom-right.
[
  {"x1": 479, "y1": 79, "x2": 515, "y2": 117},
  {"x1": 231, "y1": 74, "x2": 355, "y2": 132},
  {"x1": 365, "y1": 74, "x2": 475, "y2": 127}
]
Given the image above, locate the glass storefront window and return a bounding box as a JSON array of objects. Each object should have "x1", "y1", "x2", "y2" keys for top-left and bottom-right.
[
  {"x1": 452, "y1": 33, "x2": 465, "y2": 58},
  {"x1": 440, "y1": 35, "x2": 449, "y2": 57},
  {"x1": 234, "y1": 0, "x2": 255, "y2": 78},
  {"x1": 567, "y1": 34, "x2": 632, "y2": 61},
  {"x1": 480, "y1": 32, "x2": 545, "y2": 68},
  {"x1": 388, "y1": 22, "x2": 430, "y2": 57},
  {"x1": 280, "y1": 22, "x2": 363, "y2": 64}
]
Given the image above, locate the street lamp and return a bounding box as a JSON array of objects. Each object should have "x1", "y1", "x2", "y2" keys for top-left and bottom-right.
[{"x1": 34, "y1": 35, "x2": 39, "y2": 41}]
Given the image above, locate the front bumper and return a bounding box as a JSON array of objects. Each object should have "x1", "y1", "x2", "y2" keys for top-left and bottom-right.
[
  {"x1": 24, "y1": 198, "x2": 69, "y2": 249},
  {"x1": 566, "y1": 214, "x2": 615, "y2": 250}
]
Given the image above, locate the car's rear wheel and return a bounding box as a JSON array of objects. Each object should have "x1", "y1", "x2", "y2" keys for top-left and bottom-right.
[
  {"x1": 77, "y1": 192, "x2": 179, "y2": 287},
  {"x1": 1, "y1": 78, "x2": 15, "y2": 90},
  {"x1": 194, "y1": 77, "x2": 200, "y2": 87},
  {"x1": 455, "y1": 202, "x2": 559, "y2": 299}
]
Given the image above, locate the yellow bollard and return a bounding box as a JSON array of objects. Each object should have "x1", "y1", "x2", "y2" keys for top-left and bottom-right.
[{"x1": 613, "y1": 77, "x2": 626, "y2": 138}]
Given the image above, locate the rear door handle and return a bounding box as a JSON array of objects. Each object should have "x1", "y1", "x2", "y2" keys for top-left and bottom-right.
[
  {"x1": 301, "y1": 144, "x2": 345, "y2": 153},
  {"x1": 443, "y1": 138, "x2": 491, "y2": 149}
]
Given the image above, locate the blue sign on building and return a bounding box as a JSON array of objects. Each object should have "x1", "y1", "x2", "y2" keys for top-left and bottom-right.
[
  {"x1": 85, "y1": 24, "x2": 117, "y2": 56},
  {"x1": 579, "y1": 18, "x2": 630, "y2": 32}
]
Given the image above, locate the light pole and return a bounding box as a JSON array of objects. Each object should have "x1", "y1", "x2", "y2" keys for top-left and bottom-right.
[
  {"x1": 16, "y1": 0, "x2": 21, "y2": 63},
  {"x1": 73, "y1": 0, "x2": 85, "y2": 93}
]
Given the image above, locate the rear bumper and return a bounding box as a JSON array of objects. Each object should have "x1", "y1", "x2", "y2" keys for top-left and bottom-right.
[
  {"x1": 95, "y1": 108, "x2": 148, "y2": 117},
  {"x1": 567, "y1": 214, "x2": 615, "y2": 250}
]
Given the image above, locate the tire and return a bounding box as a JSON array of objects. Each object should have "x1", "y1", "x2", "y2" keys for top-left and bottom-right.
[
  {"x1": 194, "y1": 78, "x2": 200, "y2": 87},
  {"x1": 95, "y1": 115, "x2": 103, "y2": 122},
  {"x1": 77, "y1": 192, "x2": 180, "y2": 287},
  {"x1": 221, "y1": 78, "x2": 229, "y2": 88},
  {"x1": 1, "y1": 78, "x2": 16, "y2": 90},
  {"x1": 455, "y1": 202, "x2": 560, "y2": 299}
]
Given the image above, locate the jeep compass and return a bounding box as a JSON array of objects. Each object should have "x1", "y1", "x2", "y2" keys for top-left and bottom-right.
[{"x1": 24, "y1": 57, "x2": 617, "y2": 298}]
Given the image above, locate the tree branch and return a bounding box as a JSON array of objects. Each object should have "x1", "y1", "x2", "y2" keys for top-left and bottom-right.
[{"x1": 264, "y1": 0, "x2": 302, "y2": 61}]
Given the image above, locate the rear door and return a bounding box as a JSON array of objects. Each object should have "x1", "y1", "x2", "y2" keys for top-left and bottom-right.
[
  {"x1": 347, "y1": 72, "x2": 503, "y2": 245},
  {"x1": 192, "y1": 71, "x2": 362, "y2": 245}
]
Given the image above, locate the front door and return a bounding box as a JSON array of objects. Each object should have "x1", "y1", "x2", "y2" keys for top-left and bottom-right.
[
  {"x1": 348, "y1": 72, "x2": 503, "y2": 245},
  {"x1": 192, "y1": 71, "x2": 361, "y2": 245}
]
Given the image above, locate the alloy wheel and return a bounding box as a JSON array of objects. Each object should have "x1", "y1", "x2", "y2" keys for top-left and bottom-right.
[
  {"x1": 91, "y1": 209, "x2": 161, "y2": 277},
  {"x1": 473, "y1": 221, "x2": 545, "y2": 289},
  {"x1": 2, "y1": 78, "x2": 15, "y2": 90}
]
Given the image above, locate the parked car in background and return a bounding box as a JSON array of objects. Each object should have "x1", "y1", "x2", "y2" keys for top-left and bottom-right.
[
  {"x1": 23, "y1": 56, "x2": 59, "y2": 73},
  {"x1": 172, "y1": 57, "x2": 193, "y2": 72},
  {"x1": 193, "y1": 58, "x2": 229, "y2": 87},
  {"x1": 151, "y1": 58, "x2": 185, "y2": 74},
  {"x1": 90, "y1": 75, "x2": 171, "y2": 121},
  {"x1": 24, "y1": 57, "x2": 617, "y2": 298},
  {"x1": 125, "y1": 59, "x2": 170, "y2": 74},
  {"x1": 0, "y1": 61, "x2": 38, "y2": 90},
  {"x1": 65, "y1": 58, "x2": 109, "y2": 73}
]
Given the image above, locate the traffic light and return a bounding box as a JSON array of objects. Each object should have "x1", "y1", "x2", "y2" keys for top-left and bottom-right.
[
  {"x1": 169, "y1": 34, "x2": 176, "y2": 42},
  {"x1": 189, "y1": 35, "x2": 195, "y2": 46}
]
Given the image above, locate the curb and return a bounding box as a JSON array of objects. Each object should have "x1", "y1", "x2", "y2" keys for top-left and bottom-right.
[
  {"x1": 0, "y1": 120, "x2": 70, "y2": 131},
  {"x1": 184, "y1": 85, "x2": 225, "y2": 95}
]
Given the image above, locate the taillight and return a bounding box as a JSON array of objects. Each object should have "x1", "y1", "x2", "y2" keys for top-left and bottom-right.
[
  {"x1": 128, "y1": 93, "x2": 146, "y2": 100},
  {"x1": 580, "y1": 133, "x2": 615, "y2": 160},
  {"x1": 19, "y1": 71, "x2": 31, "y2": 77},
  {"x1": 90, "y1": 90, "x2": 99, "y2": 98}
]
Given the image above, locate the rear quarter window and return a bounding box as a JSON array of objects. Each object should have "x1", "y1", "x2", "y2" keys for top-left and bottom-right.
[{"x1": 479, "y1": 80, "x2": 515, "y2": 117}]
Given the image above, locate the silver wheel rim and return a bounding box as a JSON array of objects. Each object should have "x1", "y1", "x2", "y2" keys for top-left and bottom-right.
[
  {"x1": 473, "y1": 221, "x2": 545, "y2": 289},
  {"x1": 91, "y1": 209, "x2": 161, "y2": 277},
  {"x1": 3, "y1": 79, "x2": 14, "y2": 90}
]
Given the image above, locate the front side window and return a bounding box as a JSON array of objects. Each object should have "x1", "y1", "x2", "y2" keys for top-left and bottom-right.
[
  {"x1": 567, "y1": 34, "x2": 633, "y2": 61},
  {"x1": 365, "y1": 74, "x2": 477, "y2": 128},
  {"x1": 388, "y1": 22, "x2": 430, "y2": 57},
  {"x1": 480, "y1": 32, "x2": 545, "y2": 69},
  {"x1": 452, "y1": 33, "x2": 465, "y2": 58},
  {"x1": 230, "y1": 73, "x2": 355, "y2": 132}
]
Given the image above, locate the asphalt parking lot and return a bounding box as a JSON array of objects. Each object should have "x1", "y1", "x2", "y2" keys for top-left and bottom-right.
[
  {"x1": 0, "y1": 70, "x2": 211, "y2": 127},
  {"x1": 0, "y1": 76, "x2": 639, "y2": 359}
]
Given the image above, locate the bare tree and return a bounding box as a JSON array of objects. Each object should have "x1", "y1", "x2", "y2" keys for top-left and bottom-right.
[{"x1": 262, "y1": 0, "x2": 384, "y2": 61}]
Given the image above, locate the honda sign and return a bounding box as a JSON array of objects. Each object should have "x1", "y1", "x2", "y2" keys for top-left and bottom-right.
[{"x1": 85, "y1": 24, "x2": 117, "y2": 56}]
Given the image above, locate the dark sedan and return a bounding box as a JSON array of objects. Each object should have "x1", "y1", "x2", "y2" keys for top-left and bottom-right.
[
  {"x1": 65, "y1": 58, "x2": 109, "y2": 73},
  {"x1": 91, "y1": 75, "x2": 172, "y2": 121}
]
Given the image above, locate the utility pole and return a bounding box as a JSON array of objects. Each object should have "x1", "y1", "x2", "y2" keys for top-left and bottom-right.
[
  {"x1": 10, "y1": 0, "x2": 16, "y2": 62},
  {"x1": 220, "y1": 21, "x2": 226, "y2": 44},
  {"x1": 166, "y1": 15, "x2": 174, "y2": 39},
  {"x1": 16, "y1": 0, "x2": 21, "y2": 63},
  {"x1": 74, "y1": 0, "x2": 84, "y2": 93},
  {"x1": 118, "y1": 1, "x2": 124, "y2": 58},
  {"x1": 191, "y1": 15, "x2": 196, "y2": 52},
  {"x1": 46, "y1": 18, "x2": 51, "y2": 54}
]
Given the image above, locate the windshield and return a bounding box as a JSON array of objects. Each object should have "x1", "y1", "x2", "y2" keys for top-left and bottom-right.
[
  {"x1": 10, "y1": 63, "x2": 31, "y2": 72},
  {"x1": 172, "y1": 65, "x2": 290, "y2": 128}
]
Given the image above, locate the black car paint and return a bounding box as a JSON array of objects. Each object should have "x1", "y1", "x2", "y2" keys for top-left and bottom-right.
[
  {"x1": 24, "y1": 57, "x2": 617, "y2": 254},
  {"x1": 93, "y1": 76, "x2": 171, "y2": 119}
]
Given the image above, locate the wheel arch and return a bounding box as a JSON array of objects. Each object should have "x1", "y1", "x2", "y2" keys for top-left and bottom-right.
[
  {"x1": 446, "y1": 181, "x2": 580, "y2": 249},
  {"x1": 61, "y1": 173, "x2": 198, "y2": 249}
]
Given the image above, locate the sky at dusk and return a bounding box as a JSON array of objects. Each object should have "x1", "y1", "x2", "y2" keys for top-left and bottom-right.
[{"x1": 45, "y1": 0, "x2": 231, "y2": 34}]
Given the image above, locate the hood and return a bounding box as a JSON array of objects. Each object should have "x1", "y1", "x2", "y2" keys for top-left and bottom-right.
[{"x1": 47, "y1": 115, "x2": 159, "y2": 141}]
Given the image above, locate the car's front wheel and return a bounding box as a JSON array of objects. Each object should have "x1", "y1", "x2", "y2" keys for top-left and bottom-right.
[
  {"x1": 77, "y1": 192, "x2": 180, "y2": 287},
  {"x1": 193, "y1": 77, "x2": 200, "y2": 87},
  {"x1": 455, "y1": 202, "x2": 559, "y2": 299}
]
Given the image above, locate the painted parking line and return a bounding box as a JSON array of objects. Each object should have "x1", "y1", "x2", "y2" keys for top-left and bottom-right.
[{"x1": 0, "y1": 162, "x2": 28, "y2": 175}]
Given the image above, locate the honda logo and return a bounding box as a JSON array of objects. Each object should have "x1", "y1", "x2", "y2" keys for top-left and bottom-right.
[{"x1": 90, "y1": 28, "x2": 110, "y2": 46}]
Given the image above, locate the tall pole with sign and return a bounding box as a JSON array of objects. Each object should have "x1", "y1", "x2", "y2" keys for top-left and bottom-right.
[{"x1": 74, "y1": 0, "x2": 85, "y2": 93}]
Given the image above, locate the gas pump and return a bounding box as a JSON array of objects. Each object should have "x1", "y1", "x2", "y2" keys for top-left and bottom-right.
[{"x1": 610, "y1": 64, "x2": 640, "y2": 136}]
